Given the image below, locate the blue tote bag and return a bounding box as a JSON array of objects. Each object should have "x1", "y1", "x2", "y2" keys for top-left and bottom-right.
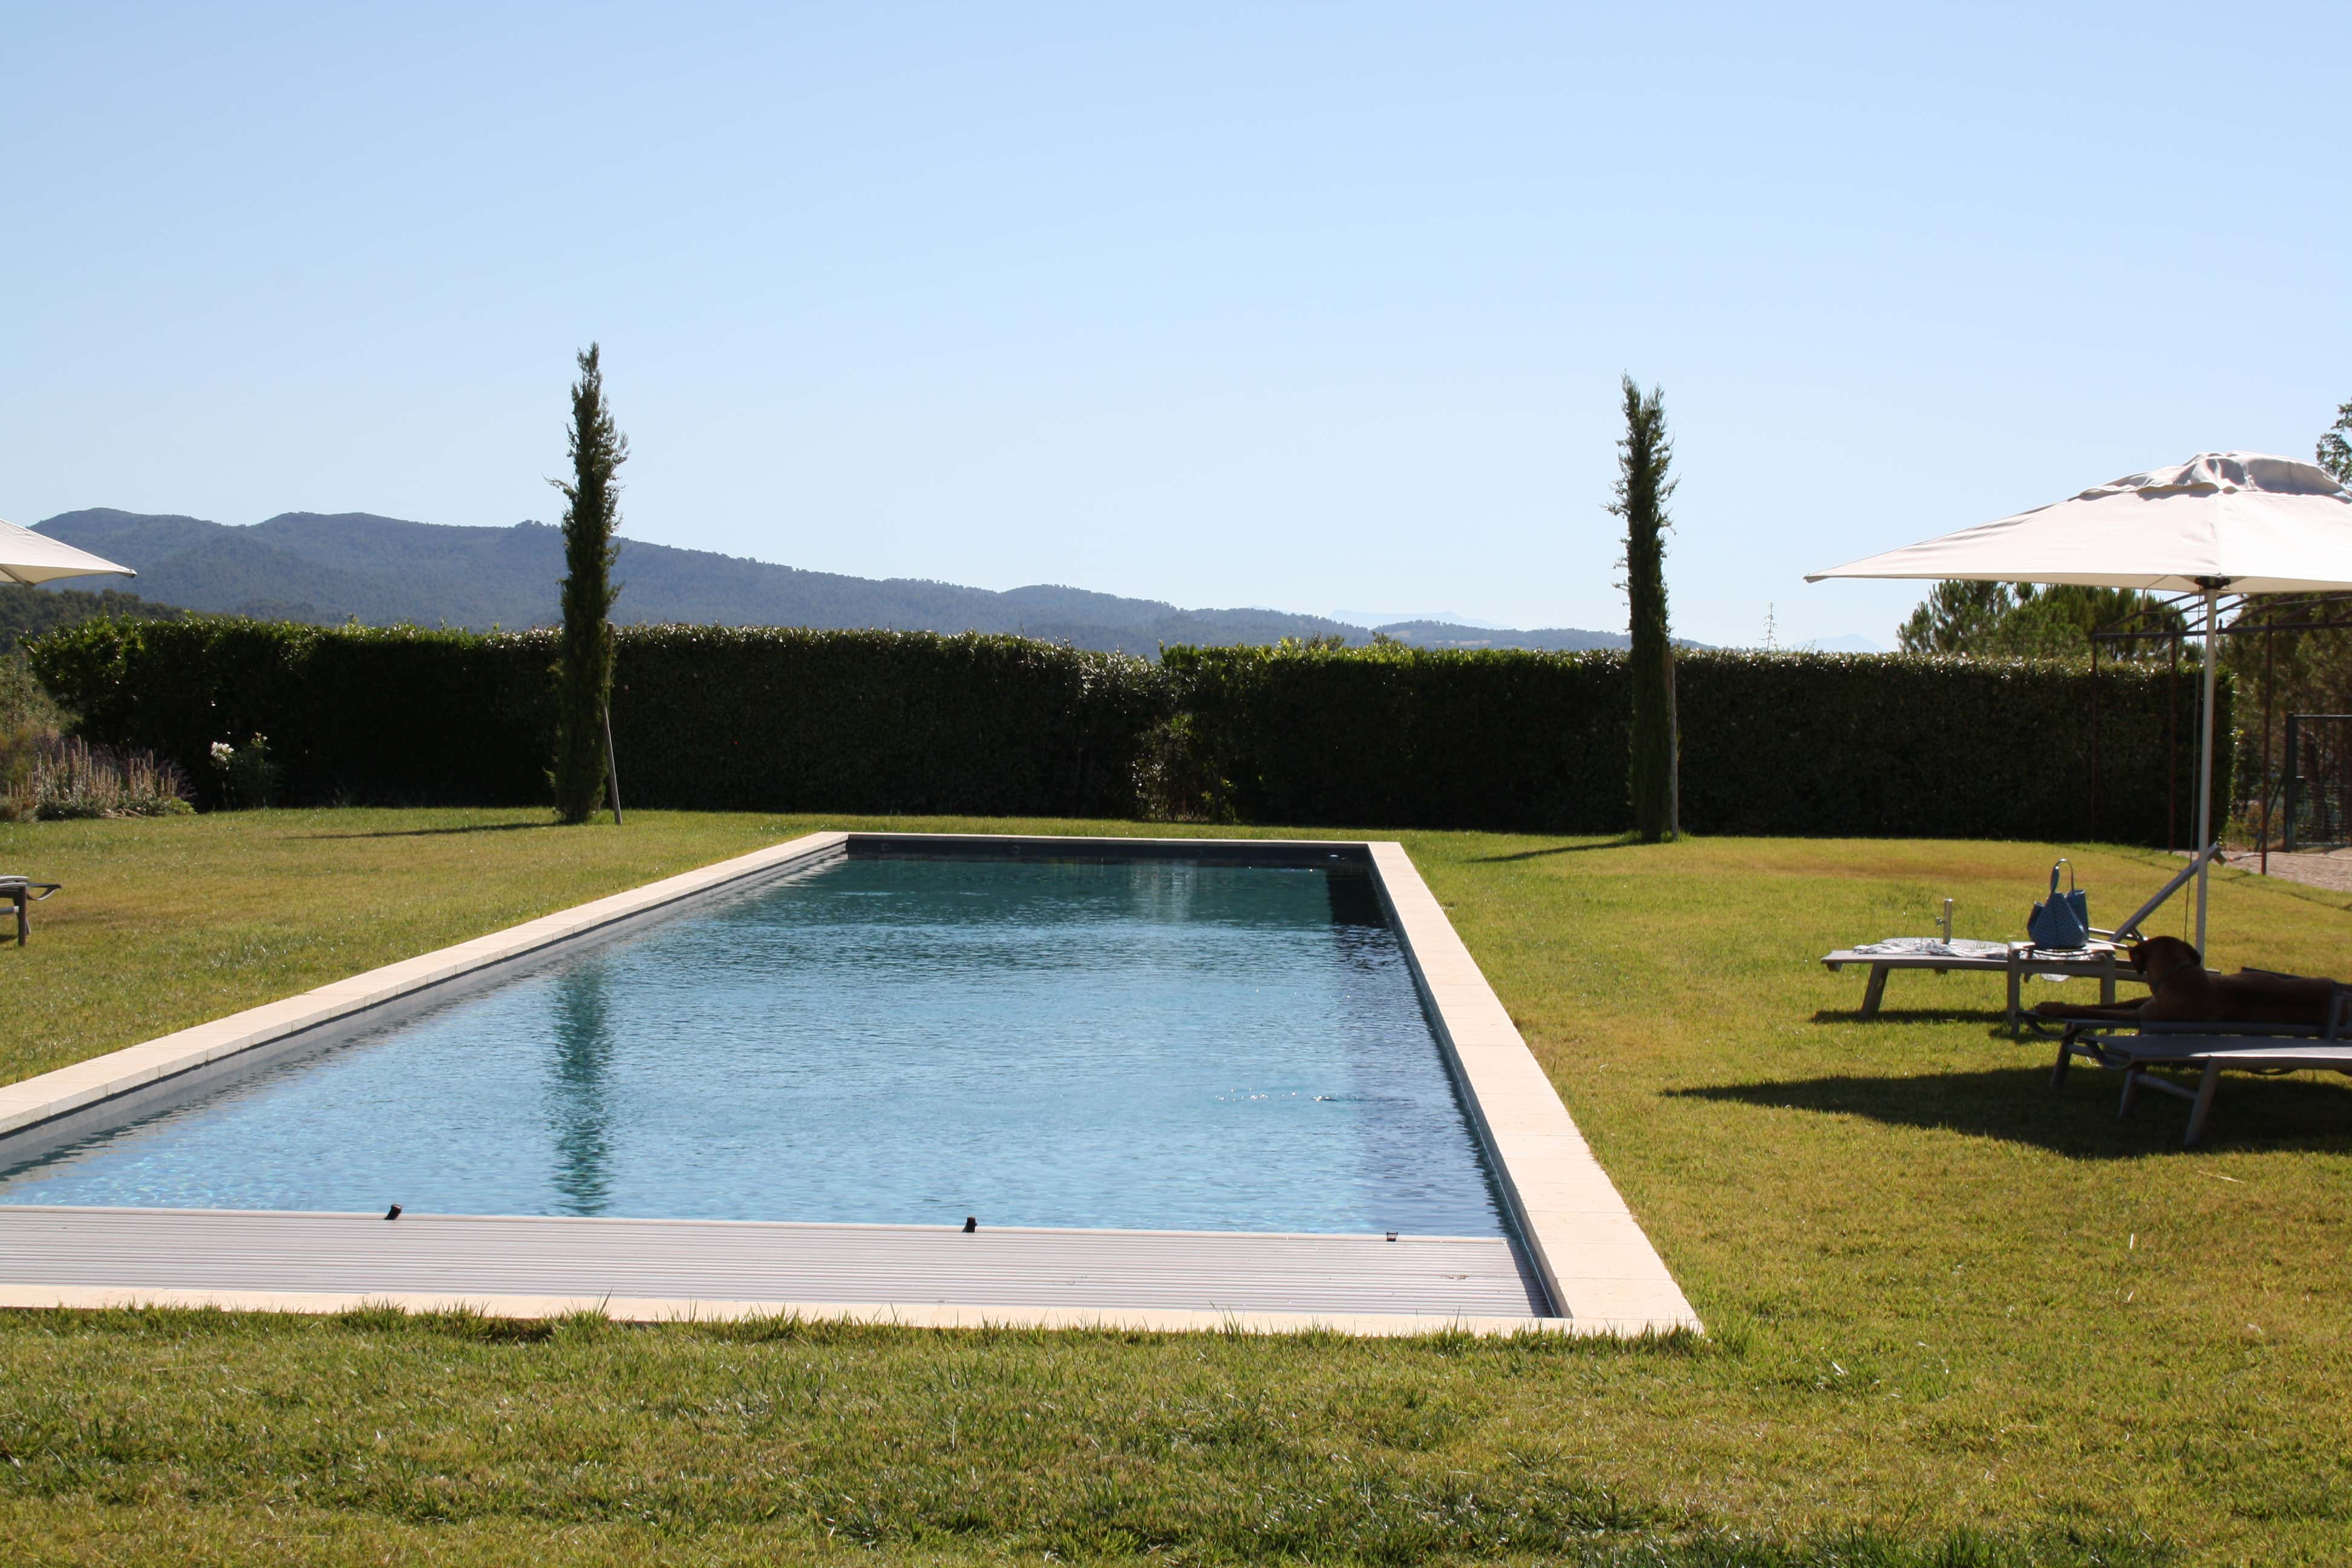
[{"x1": 2027, "y1": 859, "x2": 2089, "y2": 950}]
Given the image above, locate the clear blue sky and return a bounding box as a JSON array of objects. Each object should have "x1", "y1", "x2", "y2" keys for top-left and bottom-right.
[{"x1": 5, "y1": 3, "x2": 2344, "y2": 647}]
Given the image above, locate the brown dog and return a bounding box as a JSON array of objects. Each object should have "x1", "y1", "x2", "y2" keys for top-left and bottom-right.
[{"x1": 2033, "y1": 935, "x2": 2339, "y2": 1027}]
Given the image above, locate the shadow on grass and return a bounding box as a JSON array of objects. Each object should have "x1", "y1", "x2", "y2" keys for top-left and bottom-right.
[
  {"x1": 299, "y1": 820, "x2": 560, "y2": 840},
  {"x1": 1472, "y1": 837, "x2": 1641, "y2": 863},
  {"x1": 1810, "y1": 1006, "x2": 2014, "y2": 1028},
  {"x1": 1671, "y1": 1067, "x2": 2352, "y2": 1157}
]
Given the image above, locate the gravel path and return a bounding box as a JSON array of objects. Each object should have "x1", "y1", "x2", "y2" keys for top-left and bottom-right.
[{"x1": 2214, "y1": 848, "x2": 2352, "y2": 895}]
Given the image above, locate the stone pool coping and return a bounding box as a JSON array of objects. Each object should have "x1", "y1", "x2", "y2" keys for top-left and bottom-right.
[
  {"x1": 0, "y1": 1207, "x2": 1552, "y2": 1329},
  {"x1": 0, "y1": 831, "x2": 1701, "y2": 1338},
  {"x1": 5, "y1": 1284, "x2": 1555, "y2": 1339}
]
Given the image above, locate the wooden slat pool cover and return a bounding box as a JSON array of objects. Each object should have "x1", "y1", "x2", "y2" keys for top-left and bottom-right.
[{"x1": 0, "y1": 1207, "x2": 1549, "y2": 1322}]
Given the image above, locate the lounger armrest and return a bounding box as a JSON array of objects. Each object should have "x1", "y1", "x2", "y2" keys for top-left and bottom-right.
[
  {"x1": 2129, "y1": 1019, "x2": 2324, "y2": 1038},
  {"x1": 2088, "y1": 1033, "x2": 2325, "y2": 1056},
  {"x1": 2111, "y1": 1034, "x2": 2342, "y2": 1056}
]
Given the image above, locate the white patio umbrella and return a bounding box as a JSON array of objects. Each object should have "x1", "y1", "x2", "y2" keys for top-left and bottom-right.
[
  {"x1": 0, "y1": 516, "x2": 136, "y2": 587},
  {"x1": 1807, "y1": 452, "x2": 2352, "y2": 953}
]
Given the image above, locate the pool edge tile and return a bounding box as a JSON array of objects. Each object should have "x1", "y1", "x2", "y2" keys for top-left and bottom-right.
[
  {"x1": 0, "y1": 1283, "x2": 1616, "y2": 1339},
  {"x1": 1365, "y1": 840, "x2": 1703, "y2": 1336}
]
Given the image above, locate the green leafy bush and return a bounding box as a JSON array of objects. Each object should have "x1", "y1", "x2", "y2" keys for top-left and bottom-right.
[
  {"x1": 25, "y1": 619, "x2": 2219, "y2": 843},
  {"x1": 1, "y1": 653, "x2": 69, "y2": 795}
]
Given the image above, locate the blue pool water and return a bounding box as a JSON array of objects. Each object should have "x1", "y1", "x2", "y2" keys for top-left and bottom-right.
[{"x1": 0, "y1": 854, "x2": 1508, "y2": 1236}]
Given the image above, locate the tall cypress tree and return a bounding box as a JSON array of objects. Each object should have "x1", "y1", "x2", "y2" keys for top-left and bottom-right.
[
  {"x1": 1610, "y1": 375, "x2": 1679, "y2": 841},
  {"x1": 550, "y1": 343, "x2": 627, "y2": 823}
]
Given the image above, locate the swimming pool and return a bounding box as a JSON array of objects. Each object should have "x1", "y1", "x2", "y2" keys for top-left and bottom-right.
[
  {"x1": 0, "y1": 848, "x2": 1509, "y2": 1238},
  {"x1": 0, "y1": 832, "x2": 1700, "y2": 1334}
]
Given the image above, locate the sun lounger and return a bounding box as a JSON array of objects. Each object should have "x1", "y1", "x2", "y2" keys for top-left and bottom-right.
[
  {"x1": 1820, "y1": 940, "x2": 2140, "y2": 1036},
  {"x1": 1820, "y1": 846, "x2": 2218, "y2": 1036},
  {"x1": 2051, "y1": 987, "x2": 2352, "y2": 1146},
  {"x1": 0, "y1": 877, "x2": 61, "y2": 947}
]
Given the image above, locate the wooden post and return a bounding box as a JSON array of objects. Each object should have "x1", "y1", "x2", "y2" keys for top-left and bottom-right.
[
  {"x1": 2260, "y1": 610, "x2": 2275, "y2": 875},
  {"x1": 2341, "y1": 716, "x2": 2351, "y2": 849},
  {"x1": 601, "y1": 702, "x2": 624, "y2": 826},
  {"x1": 2088, "y1": 634, "x2": 2100, "y2": 840},
  {"x1": 2166, "y1": 631, "x2": 2181, "y2": 853},
  {"x1": 2284, "y1": 714, "x2": 2301, "y2": 852}
]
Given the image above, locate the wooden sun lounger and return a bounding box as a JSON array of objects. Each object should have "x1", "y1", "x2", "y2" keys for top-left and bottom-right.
[
  {"x1": 2053, "y1": 988, "x2": 2352, "y2": 1146},
  {"x1": 1821, "y1": 942, "x2": 2139, "y2": 1036},
  {"x1": 1820, "y1": 846, "x2": 2219, "y2": 1036},
  {"x1": 0, "y1": 878, "x2": 61, "y2": 948}
]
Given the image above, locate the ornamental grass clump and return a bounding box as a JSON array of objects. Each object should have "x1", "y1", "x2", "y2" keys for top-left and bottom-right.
[
  {"x1": 1, "y1": 736, "x2": 191, "y2": 822},
  {"x1": 0, "y1": 657, "x2": 186, "y2": 822}
]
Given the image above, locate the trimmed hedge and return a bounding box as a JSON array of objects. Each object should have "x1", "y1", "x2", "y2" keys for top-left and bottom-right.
[
  {"x1": 25, "y1": 619, "x2": 555, "y2": 808},
  {"x1": 1163, "y1": 642, "x2": 2225, "y2": 844},
  {"x1": 26, "y1": 619, "x2": 2222, "y2": 843},
  {"x1": 607, "y1": 625, "x2": 1162, "y2": 817},
  {"x1": 26, "y1": 621, "x2": 1163, "y2": 818}
]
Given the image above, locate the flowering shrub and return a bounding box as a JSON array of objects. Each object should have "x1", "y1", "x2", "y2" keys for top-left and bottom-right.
[{"x1": 209, "y1": 733, "x2": 280, "y2": 809}]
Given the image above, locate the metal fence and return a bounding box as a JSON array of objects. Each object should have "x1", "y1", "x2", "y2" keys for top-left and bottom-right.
[{"x1": 2283, "y1": 714, "x2": 2352, "y2": 852}]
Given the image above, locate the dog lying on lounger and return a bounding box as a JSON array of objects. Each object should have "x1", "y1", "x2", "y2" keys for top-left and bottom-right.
[{"x1": 2032, "y1": 935, "x2": 2337, "y2": 1027}]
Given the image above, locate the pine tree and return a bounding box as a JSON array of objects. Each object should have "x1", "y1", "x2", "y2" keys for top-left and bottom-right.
[
  {"x1": 1610, "y1": 376, "x2": 1678, "y2": 842},
  {"x1": 1896, "y1": 580, "x2": 2184, "y2": 658},
  {"x1": 1896, "y1": 580, "x2": 2014, "y2": 653},
  {"x1": 550, "y1": 343, "x2": 627, "y2": 823},
  {"x1": 2320, "y1": 399, "x2": 2352, "y2": 485}
]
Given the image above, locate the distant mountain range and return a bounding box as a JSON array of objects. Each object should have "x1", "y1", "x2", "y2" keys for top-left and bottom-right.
[{"x1": 30, "y1": 509, "x2": 1642, "y2": 656}]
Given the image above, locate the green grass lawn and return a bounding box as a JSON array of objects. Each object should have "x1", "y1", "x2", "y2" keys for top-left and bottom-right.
[{"x1": 2, "y1": 809, "x2": 2348, "y2": 1566}]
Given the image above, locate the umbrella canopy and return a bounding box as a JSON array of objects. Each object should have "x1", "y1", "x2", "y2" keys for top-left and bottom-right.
[
  {"x1": 0, "y1": 517, "x2": 136, "y2": 587},
  {"x1": 1807, "y1": 452, "x2": 2352, "y2": 956},
  {"x1": 1806, "y1": 453, "x2": 2352, "y2": 592}
]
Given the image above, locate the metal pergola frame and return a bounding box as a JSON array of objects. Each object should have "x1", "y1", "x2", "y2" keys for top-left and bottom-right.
[
  {"x1": 2282, "y1": 713, "x2": 2352, "y2": 854},
  {"x1": 2089, "y1": 591, "x2": 2352, "y2": 874}
]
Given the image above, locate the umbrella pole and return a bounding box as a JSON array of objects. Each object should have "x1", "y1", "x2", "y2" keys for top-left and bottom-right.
[{"x1": 2195, "y1": 589, "x2": 2218, "y2": 955}]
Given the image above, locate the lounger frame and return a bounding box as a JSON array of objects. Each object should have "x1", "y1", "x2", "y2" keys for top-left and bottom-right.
[{"x1": 2053, "y1": 986, "x2": 2352, "y2": 1145}]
